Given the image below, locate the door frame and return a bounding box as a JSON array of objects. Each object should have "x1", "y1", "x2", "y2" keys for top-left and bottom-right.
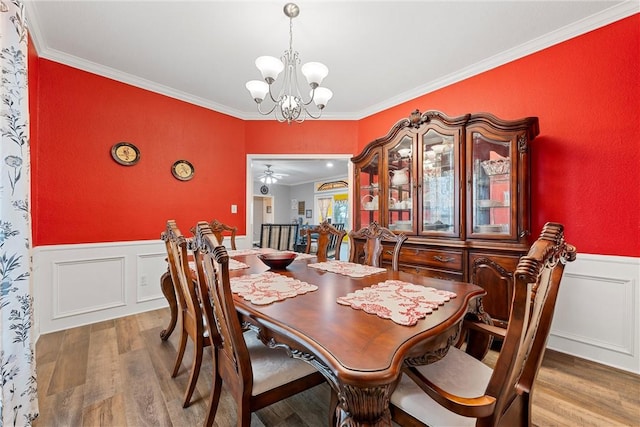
[{"x1": 246, "y1": 153, "x2": 354, "y2": 249}]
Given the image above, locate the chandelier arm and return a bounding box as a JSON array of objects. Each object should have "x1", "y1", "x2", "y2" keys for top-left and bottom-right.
[
  {"x1": 302, "y1": 107, "x2": 323, "y2": 120},
  {"x1": 256, "y1": 102, "x2": 279, "y2": 117},
  {"x1": 266, "y1": 76, "x2": 284, "y2": 104}
]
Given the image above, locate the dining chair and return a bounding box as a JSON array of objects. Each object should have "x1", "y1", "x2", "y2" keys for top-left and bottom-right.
[
  {"x1": 191, "y1": 221, "x2": 326, "y2": 427},
  {"x1": 348, "y1": 221, "x2": 407, "y2": 271},
  {"x1": 161, "y1": 220, "x2": 211, "y2": 408},
  {"x1": 390, "y1": 222, "x2": 576, "y2": 427},
  {"x1": 209, "y1": 219, "x2": 238, "y2": 250},
  {"x1": 304, "y1": 220, "x2": 347, "y2": 261}
]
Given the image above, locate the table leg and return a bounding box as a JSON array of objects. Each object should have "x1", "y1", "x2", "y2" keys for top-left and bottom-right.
[
  {"x1": 159, "y1": 270, "x2": 178, "y2": 341},
  {"x1": 335, "y1": 383, "x2": 393, "y2": 426}
]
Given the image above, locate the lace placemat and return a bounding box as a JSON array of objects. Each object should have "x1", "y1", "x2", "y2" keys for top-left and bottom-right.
[
  {"x1": 227, "y1": 248, "x2": 277, "y2": 257},
  {"x1": 337, "y1": 280, "x2": 457, "y2": 326},
  {"x1": 189, "y1": 258, "x2": 249, "y2": 272},
  {"x1": 230, "y1": 271, "x2": 318, "y2": 305},
  {"x1": 293, "y1": 252, "x2": 316, "y2": 260},
  {"x1": 308, "y1": 260, "x2": 386, "y2": 277}
]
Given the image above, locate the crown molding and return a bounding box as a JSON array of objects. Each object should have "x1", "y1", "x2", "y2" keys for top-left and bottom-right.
[{"x1": 25, "y1": 1, "x2": 638, "y2": 121}]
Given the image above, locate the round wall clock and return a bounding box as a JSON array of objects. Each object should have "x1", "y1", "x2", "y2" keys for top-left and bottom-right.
[
  {"x1": 111, "y1": 142, "x2": 140, "y2": 166},
  {"x1": 172, "y1": 160, "x2": 195, "y2": 181},
  {"x1": 260, "y1": 185, "x2": 269, "y2": 195}
]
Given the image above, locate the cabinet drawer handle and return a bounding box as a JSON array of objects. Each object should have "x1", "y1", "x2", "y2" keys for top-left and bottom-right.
[{"x1": 433, "y1": 255, "x2": 454, "y2": 263}]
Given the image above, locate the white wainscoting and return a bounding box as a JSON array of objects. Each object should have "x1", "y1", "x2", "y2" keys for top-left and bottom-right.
[
  {"x1": 33, "y1": 236, "x2": 250, "y2": 337},
  {"x1": 548, "y1": 253, "x2": 639, "y2": 374},
  {"x1": 34, "y1": 242, "x2": 639, "y2": 373}
]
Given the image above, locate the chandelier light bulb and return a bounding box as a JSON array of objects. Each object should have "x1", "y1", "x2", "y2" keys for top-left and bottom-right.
[
  {"x1": 246, "y1": 80, "x2": 269, "y2": 102},
  {"x1": 301, "y1": 62, "x2": 329, "y2": 88},
  {"x1": 283, "y1": 95, "x2": 298, "y2": 111},
  {"x1": 311, "y1": 87, "x2": 333, "y2": 109},
  {"x1": 255, "y1": 56, "x2": 284, "y2": 84}
]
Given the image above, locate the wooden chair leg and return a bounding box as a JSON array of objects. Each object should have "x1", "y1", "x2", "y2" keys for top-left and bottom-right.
[
  {"x1": 204, "y1": 373, "x2": 223, "y2": 427},
  {"x1": 238, "y1": 398, "x2": 252, "y2": 427},
  {"x1": 182, "y1": 336, "x2": 204, "y2": 407},
  {"x1": 172, "y1": 330, "x2": 187, "y2": 377}
]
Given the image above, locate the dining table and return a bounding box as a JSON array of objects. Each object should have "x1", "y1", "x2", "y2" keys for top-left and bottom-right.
[{"x1": 160, "y1": 248, "x2": 485, "y2": 426}]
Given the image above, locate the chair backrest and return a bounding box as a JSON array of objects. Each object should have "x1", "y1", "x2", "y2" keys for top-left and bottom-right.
[
  {"x1": 209, "y1": 219, "x2": 237, "y2": 250},
  {"x1": 486, "y1": 222, "x2": 576, "y2": 425},
  {"x1": 259, "y1": 223, "x2": 299, "y2": 250},
  {"x1": 191, "y1": 221, "x2": 253, "y2": 394},
  {"x1": 161, "y1": 220, "x2": 203, "y2": 340},
  {"x1": 348, "y1": 221, "x2": 407, "y2": 271},
  {"x1": 304, "y1": 220, "x2": 347, "y2": 261}
]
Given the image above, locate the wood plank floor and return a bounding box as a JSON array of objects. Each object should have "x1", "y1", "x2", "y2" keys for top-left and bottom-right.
[{"x1": 34, "y1": 308, "x2": 640, "y2": 426}]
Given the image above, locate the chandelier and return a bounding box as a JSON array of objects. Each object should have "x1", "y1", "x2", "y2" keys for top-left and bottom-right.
[{"x1": 245, "y1": 3, "x2": 332, "y2": 124}]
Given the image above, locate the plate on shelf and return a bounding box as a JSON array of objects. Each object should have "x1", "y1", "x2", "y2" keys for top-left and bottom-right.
[
  {"x1": 476, "y1": 224, "x2": 505, "y2": 233},
  {"x1": 477, "y1": 199, "x2": 502, "y2": 208},
  {"x1": 423, "y1": 222, "x2": 449, "y2": 231},
  {"x1": 394, "y1": 220, "x2": 412, "y2": 231}
]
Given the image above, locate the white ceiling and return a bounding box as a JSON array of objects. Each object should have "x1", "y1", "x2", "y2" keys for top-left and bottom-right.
[
  {"x1": 250, "y1": 157, "x2": 351, "y2": 186},
  {"x1": 24, "y1": 1, "x2": 637, "y2": 183}
]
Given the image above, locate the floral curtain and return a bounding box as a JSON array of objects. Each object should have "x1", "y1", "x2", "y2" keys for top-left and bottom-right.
[{"x1": 0, "y1": 0, "x2": 38, "y2": 425}]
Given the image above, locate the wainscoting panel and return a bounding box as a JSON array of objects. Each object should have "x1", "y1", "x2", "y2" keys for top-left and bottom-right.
[
  {"x1": 548, "y1": 253, "x2": 640, "y2": 374},
  {"x1": 34, "y1": 240, "x2": 168, "y2": 336},
  {"x1": 34, "y1": 236, "x2": 250, "y2": 338},
  {"x1": 53, "y1": 256, "x2": 126, "y2": 319},
  {"x1": 137, "y1": 252, "x2": 169, "y2": 303}
]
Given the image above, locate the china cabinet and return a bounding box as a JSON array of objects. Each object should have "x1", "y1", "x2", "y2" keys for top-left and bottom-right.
[{"x1": 352, "y1": 110, "x2": 539, "y2": 327}]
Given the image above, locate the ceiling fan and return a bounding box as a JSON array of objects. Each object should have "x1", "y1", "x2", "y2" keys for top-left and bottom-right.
[{"x1": 257, "y1": 164, "x2": 288, "y2": 185}]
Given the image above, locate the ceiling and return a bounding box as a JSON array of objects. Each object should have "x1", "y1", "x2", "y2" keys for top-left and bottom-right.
[
  {"x1": 251, "y1": 157, "x2": 351, "y2": 186},
  {"x1": 24, "y1": 1, "x2": 636, "y2": 184}
]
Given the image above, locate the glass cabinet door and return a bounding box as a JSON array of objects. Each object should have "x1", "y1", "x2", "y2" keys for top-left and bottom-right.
[
  {"x1": 470, "y1": 132, "x2": 512, "y2": 237},
  {"x1": 387, "y1": 135, "x2": 414, "y2": 233},
  {"x1": 357, "y1": 152, "x2": 380, "y2": 230},
  {"x1": 421, "y1": 129, "x2": 457, "y2": 235}
]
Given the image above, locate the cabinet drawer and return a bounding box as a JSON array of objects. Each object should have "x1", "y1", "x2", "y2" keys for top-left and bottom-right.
[
  {"x1": 399, "y1": 264, "x2": 463, "y2": 281},
  {"x1": 395, "y1": 247, "x2": 463, "y2": 271}
]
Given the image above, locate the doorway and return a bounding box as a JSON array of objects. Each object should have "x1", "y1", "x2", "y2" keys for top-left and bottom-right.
[
  {"x1": 246, "y1": 154, "x2": 353, "y2": 250},
  {"x1": 252, "y1": 195, "x2": 273, "y2": 246}
]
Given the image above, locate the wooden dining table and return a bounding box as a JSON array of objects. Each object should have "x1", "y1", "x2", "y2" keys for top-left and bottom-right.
[{"x1": 160, "y1": 250, "x2": 485, "y2": 426}]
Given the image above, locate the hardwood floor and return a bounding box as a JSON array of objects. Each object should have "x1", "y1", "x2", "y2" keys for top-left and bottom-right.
[{"x1": 34, "y1": 308, "x2": 640, "y2": 426}]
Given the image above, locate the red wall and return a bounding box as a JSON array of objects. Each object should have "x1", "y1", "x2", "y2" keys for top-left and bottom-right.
[
  {"x1": 245, "y1": 120, "x2": 357, "y2": 155},
  {"x1": 31, "y1": 61, "x2": 357, "y2": 245},
  {"x1": 359, "y1": 15, "x2": 639, "y2": 257},
  {"x1": 33, "y1": 60, "x2": 247, "y2": 244},
  {"x1": 31, "y1": 14, "x2": 639, "y2": 256}
]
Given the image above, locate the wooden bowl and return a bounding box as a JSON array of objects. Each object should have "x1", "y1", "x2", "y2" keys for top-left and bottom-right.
[{"x1": 257, "y1": 252, "x2": 297, "y2": 270}]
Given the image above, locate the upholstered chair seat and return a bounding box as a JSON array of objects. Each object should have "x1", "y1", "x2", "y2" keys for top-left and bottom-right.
[{"x1": 391, "y1": 347, "x2": 492, "y2": 426}]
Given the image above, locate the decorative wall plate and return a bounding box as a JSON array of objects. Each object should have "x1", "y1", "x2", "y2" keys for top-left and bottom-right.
[
  {"x1": 172, "y1": 160, "x2": 194, "y2": 181},
  {"x1": 111, "y1": 142, "x2": 140, "y2": 166}
]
